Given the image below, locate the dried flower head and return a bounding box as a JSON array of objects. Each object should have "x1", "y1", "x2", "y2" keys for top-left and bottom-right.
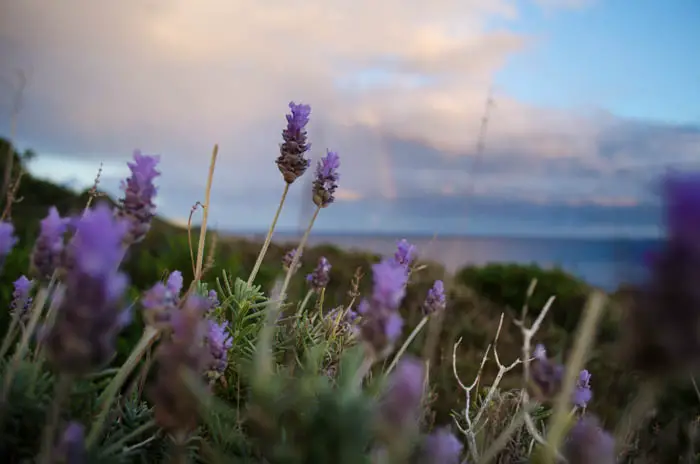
[
  {"x1": 419, "y1": 427, "x2": 464, "y2": 464},
  {"x1": 394, "y1": 239, "x2": 416, "y2": 269},
  {"x1": 422, "y1": 280, "x2": 446, "y2": 315},
  {"x1": 43, "y1": 203, "x2": 130, "y2": 376},
  {"x1": 312, "y1": 150, "x2": 340, "y2": 208},
  {"x1": 307, "y1": 256, "x2": 331, "y2": 291},
  {"x1": 0, "y1": 221, "x2": 17, "y2": 265},
  {"x1": 205, "y1": 319, "x2": 233, "y2": 379},
  {"x1": 31, "y1": 206, "x2": 69, "y2": 281},
  {"x1": 357, "y1": 258, "x2": 408, "y2": 358},
  {"x1": 10, "y1": 275, "x2": 33, "y2": 321},
  {"x1": 149, "y1": 295, "x2": 211, "y2": 433},
  {"x1": 115, "y1": 151, "x2": 160, "y2": 245},
  {"x1": 282, "y1": 247, "x2": 302, "y2": 273},
  {"x1": 276, "y1": 102, "x2": 312, "y2": 184},
  {"x1": 562, "y1": 416, "x2": 615, "y2": 464},
  {"x1": 622, "y1": 171, "x2": 700, "y2": 376},
  {"x1": 379, "y1": 356, "x2": 425, "y2": 428}
]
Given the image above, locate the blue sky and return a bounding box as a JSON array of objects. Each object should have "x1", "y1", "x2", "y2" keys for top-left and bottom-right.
[{"x1": 1, "y1": 0, "x2": 698, "y2": 237}]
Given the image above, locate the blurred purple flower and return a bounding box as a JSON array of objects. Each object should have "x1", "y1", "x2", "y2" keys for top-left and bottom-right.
[
  {"x1": 10, "y1": 275, "x2": 33, "y2": 321},
  {"x1": 379, "y1": 356, "x2": 425, "y2": 428},
  {"x1": 207, "y1": 289, "x2": 220, "y2": 311},
  {"x1": 421, "y1": 428, "x2": 464, "y2": 464},
  {"x1": 422, "y1": 280, "x2": 446, "y2": 315},
  {"x1": 276, "y1": 102, "x2": 312, "y2": 184},
  {"x1": 282, "y1": 247, "x2": 302, "y2": 273},
  {"x1": 572, "y1": 369, "x2": 592, "y2": 408},
  {"x1": 358, "y1": 258, "x2": 408, "y2": 357},
  {"x1": 312, "y1": 150, "x2": 340, "y2": 208},
  {"x1": 562, "y1": 416, "x2": 615, "y2": 464},
  {"x1": 307, "y1": 256, "x2": 331, "y2": 291},
  {"x1": 44, "y1": 203, "x2": 130, "y2": 376},
  {"x1": 530, "y1": 344, "x2": 564, "y2": 401},
  {"x1": 394, "y1": 239, "x2": 415, "y2": 269},
  {"x1": 31, "y1": 206, "x2": 69, "y2": 280},
  {"x1": 623, "y1": 171, "x2": 700, "y2": 375},
  {"x1": 56, "y1": 421, "x2": 86, "y2": 464},
  {"x1": 206, "y1": 319, "x2": 233, "y2": 377},
  {"x1": 325, "y1": 306, "x2": 358, "y2": 333},
  {"x1": 142, "y1": 270, "x2": 183, "y2": 326},
  {"x1": 116, "y1": 151, "x2": 160, "y2": 245},
  {"x1": 0, "y1": 221, "x2": 17, "y2": 264},
  {"x1": 149, "y1": 295, "x2": 211, "y2": 433}
]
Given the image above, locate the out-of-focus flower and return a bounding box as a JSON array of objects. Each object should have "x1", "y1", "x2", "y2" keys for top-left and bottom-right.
[
  {"x1": 357, "y1": 258, "x2": 408, "y2": 357},
  {"x1": 531, "y1": 345, "x2": 593, "y2": 407},
  {"x1": 394, "y1": 239, "x2": 415, "y2": 269},
  {"x1": 141, "y1": 270, "x2": 183, "y2": 327},
  {"x1": 379, "y1": 356, "x2": 425, "y2": 428},
  {"x1": 572, "y1": 369, "x2": 592, "y2": 408},
  {"x1": 622, "y1": 172, "x2": 700, "y2": 376},
  {"x1": 43, "y1": 203, "x2": 130, "y2": 376},
  {"x1": 116, "y1": 151, "x2": 160, "y2": 245},
  {"x1": 420, "y1": 427, "x2": 464, "y2": 464},
  {"x1": 282, "y1": 248, "x2": 302, "y2": 273},
  {"x1": 562, "y1": 416, "x2": 615, "y2": 464},
  {"x1": 0, "y1": 221, "x2": 17, "y2": 265},
  {"x1": 149, "y1": 295, "x2": 211, "y2": 433},
  {"x1": 56, "y1": 421, "x2": 86, "y2": 464},
  {"x1": 307, "y1": 256, "x2": 331, "y2": 291},
  {"x1": 31, "y1": 207, "x2": 69, "y2": 281},
  {"x1": 276, "y1": 102, "x2": 312, "y2": 184},
  {"x1": 422, "y1": 280, "x2": 446, "y2": 315},
  {"x1": 10, "y1": 275, "x2": 33, "y2": 321},
  {"x1": 325, "y1": 306, "x2": 358, "y2": 333},
  {"x1": 312, "y1": 150, "x2": 340, "y2": 208},
  {"x1": 205, "y1": 319, "x2": 233, "y2": 379},
  {"x1": 207, "y1": 289, "x2": 220, "y2": 312}
]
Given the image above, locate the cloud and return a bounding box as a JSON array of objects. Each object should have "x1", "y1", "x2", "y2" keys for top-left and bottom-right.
[{"x1": 0, "y1": 0, "x2": 697, "y2": 236}]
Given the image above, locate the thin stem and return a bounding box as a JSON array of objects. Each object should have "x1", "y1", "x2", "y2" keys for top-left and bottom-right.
[
  {"x1": 38, "y1": 374, "x2": 73, "y2": 464},
  {"x1": 543, "y1": 291, "x2": 607, "y2": 462},
  {"x1": 0, "y1": 312, "x2": 20, "y2": 360},
  {"x1": 297, "y1": 290, "x2": 314, "y2": 316},
  {"x1": 278, "y1": 207, "x2": 320, "y2": 302},
  {"x1": 248, "y1": 183, "x2": 290, "y2": 286},
  {"x1": 86, "y1": 326, "x2": 160, "y2": 449},
  {"x1": 99, "y1": 419, "x2": 157, "y2": 457},
  {"x1": 193, "y1": 145, "x2": 218, "y2": 285},
  {"x1": 386, "y1": 315, "x2": 429, "y2": 375}
]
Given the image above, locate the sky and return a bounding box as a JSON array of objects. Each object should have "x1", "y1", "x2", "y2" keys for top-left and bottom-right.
[{"x1": 0, "y1": 0, "x2": 698, "y2": 238}]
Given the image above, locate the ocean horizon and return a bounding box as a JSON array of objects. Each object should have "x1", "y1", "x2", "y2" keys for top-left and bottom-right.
[{"x1": 233, "y1": 231, "x2": 661, "y2": 292}]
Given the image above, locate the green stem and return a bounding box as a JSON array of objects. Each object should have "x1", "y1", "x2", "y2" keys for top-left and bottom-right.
[
  {"x1": 278, "y1": 206, "x2": 320, "y2": 302},
  {"x1": 296, "y1": 290, "x2": 314, "y2": 316},
  {"x1": 0, "y1": 312, "x2": 20, "y2": 360},
  {"x1": 385, "y1": 315, "x2": 429, "y2": 375},
  {"x1": 353, "y1": 353, "x2": 376, "y2": 390},
  {"x1": 247, "y1": 183, "x2": 290, "y2": 286},
  {"x1": 99, "y1": 419, "x2": 157, "y2": 457},
  {"x1": 86, "y1": 326, "x2": 160, "y2": 449},
  {"x1": 38, "y1": 374, "x2": 73, "y2": 464}
]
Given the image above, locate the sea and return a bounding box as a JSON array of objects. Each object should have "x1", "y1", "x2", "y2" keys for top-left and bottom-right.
[{"x1": 261, "y1": 233, "x2": 662, "y2": 292}]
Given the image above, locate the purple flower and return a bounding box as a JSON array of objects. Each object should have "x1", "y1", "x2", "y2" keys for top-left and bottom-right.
[
  {"x1": 530, "y1": 344, "x2": 564, "y2": 401},
  {"x1": 43, "y1": 203, "x2": 130, "y2": 376},
  {"x1": 422, "y1": 280, "x2": 446, "y2": 315},
  {"x1": 282, "y1": 248, "x2": 302, "y2": 273},
  {"x1": 56, "y1": 421, "x2": 86, "y2": 464},
  {"x1": 0, "y1": 221, "x2": 17, "y2": 263},
  {"x1": 31, "y1": 207, "x2": 69, "y2": 280},
  {"x1": 572, "y1": 369, "x2": 592, "y2": 408},
  {"x1": 325, "y1": 306, "x2": 358, "y2": 333},
  {"x1": 207, "y1": 289, "x2": 220, "y2": 311},
  {"x1": 312, "y1": 150, "x2": 340, "y2": 208},
  {"x1": 206, "y1": 319, "x2": 233, "y2": 377},
  {"x1": 420, "y1": 428, "x2": 464, "y2": 464},
  {"x1": 149, "y1": 295, "x2": 211, "y2": 433},
  {"x1": 394, "y1": 239, "x2": 415, "y2": 269},
  {"x1": 276, "y1": 102, "x2": 312, "y2": 184},
  {"x1": 10, "y1": 275, "x2": 33, "y2": 321},
  {"x1": 306, "y1": 256, "x2": 331, "y2": 291},
  {"x1": 142, "y1": 270, "x2": 183, "y2": 326},
  {"x1": 379, "y1": 356, "x2": 425, "y2": 428},
  {"x1": 357, "y1": 258, "x2": 408, "y2": 357},
  {"x1": 116, "y1": 151, "x2": 160, "y2": 245},
  {"x1": 562, "y1": 416, "x2": 615, "y2": 464}
]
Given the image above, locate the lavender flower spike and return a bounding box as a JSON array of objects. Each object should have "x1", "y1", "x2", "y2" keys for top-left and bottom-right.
[
  {"x1": 205, "y1": 319, "x2": 233, "y2": 380},
  {"x1": 10, "y1": 275, "x2": 34, "y2": 321},
  {"x1": 394, "y1": 239, "x2": 416, "y2": 269},
  {"x1": 276, "y1": 102, "x2": 312, "y2": 184},
  {"x1": 282, "y1": 248, "x2": 302, "y2": 273},
  {"x1": 572, "y1": 369, "x2": 592, "y2": 408},
  {"x1": 116, "y1": 151, "x2": 160, "y2": 245},
  {"x1": 307, "y1": 256, "x2": 331, "y2": 291},
  {"x1": 420, "y1": 428, "x2": 464, "y2": 464},
  {"x1": 56, "y1": 421, "x2": 87, "y2": 464},
  {"x1": 141, "y1": 269, "x2": 183, "y2": 327},
  {"x1": 422, "y1": 280, "x2": 446, "y2": 315},
  {"x1": 562, "y1": 415, "x2": 615, "y2": 464},
  {"x1": 379, "y1": 356, "x2": 425, "y2": 428},
  {"x1": 44, "y1": 202, "x2": 130, "y2": 376},
  {"x1": 312, "y1": 150, "x2": 340, "y2": 208},
  {"x1": 31, "y1": 206, "x2": 69, "y2": 280},
  {"x1": 0, "y1": 221, "x2": 17, "y2": 265}
]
